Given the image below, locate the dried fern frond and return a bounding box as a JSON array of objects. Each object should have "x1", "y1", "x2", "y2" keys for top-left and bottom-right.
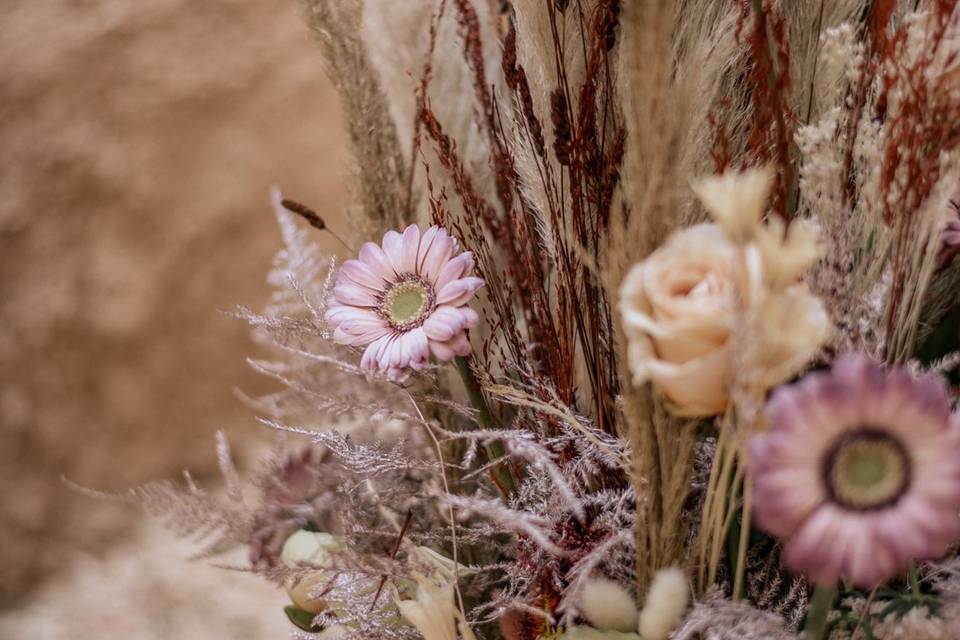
[{"x1": 66, "y1": 432, "x2": 255, "y2": 561}]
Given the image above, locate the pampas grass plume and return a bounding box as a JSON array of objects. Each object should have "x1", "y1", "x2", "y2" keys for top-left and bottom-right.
[
  {"x1": 580, "y1": 578, "x2": 639, "y2": 633},
  {"x1": 638, "y1": 568, "x2": 689, "y2": 640}
]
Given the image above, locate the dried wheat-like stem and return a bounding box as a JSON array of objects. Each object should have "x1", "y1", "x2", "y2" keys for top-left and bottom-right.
[
  {"x1": 698, "y1": 412, "x2": 739, "y2": 591},
  {"x1": 300, "y1": 0, "x2": 408, "y2": 234},
  {"x1": 612, "y1": 0, "x2": 702, "y2": 595}
]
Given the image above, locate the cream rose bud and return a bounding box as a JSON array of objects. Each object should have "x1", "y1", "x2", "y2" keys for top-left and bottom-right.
[
  {"x1": 281, "y1": 529, "x2": 344, "y2": 614},
  {"x1": 619, "y1": 224, "x2": 735, "y2": 417}
]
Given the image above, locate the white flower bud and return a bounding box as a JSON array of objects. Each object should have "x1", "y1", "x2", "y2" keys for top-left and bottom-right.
[
  {"x1": 580, "y1": 578, "x2": 639, "y2": 633},
  {"x1": 281, "y1": 530, "x2": 344, "y2": 614},
  {"x1": 637, "y1": 568, "x2": 688, "y2": 640}
]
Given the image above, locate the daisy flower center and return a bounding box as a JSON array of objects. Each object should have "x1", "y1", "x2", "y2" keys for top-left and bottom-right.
[
  {"x1": 381, "y1": 277, "x2": 434, "y2": 330},
  {"x1": 822, "y1": 429, "x2": 911, "y2": 511}
]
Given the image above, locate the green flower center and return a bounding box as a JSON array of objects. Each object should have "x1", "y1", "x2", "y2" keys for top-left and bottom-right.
[
  {"x1": 823, "y1": 429, "x2": 911, "y2": 511},
  {"x1": 381, "y1": 278, "x2": 433, "y2": 330}
]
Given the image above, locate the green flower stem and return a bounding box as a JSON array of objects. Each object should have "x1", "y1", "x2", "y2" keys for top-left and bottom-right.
[
  {"x1": 909, "y1": 563, "x2": 921, "y2": 595},
  {"x1": 455, "y1": 356, "x2": 517, "y2": 497},
  {"x1": 804, "y1": 583, "x2": 838, "y2": 640}
]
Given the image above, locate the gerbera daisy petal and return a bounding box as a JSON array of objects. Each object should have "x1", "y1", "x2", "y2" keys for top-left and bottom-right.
[
  {"x1": 413, "y1": 226, "x2": 437, "y2": 275},
  {"x1": 449, "y1": 331, "x2": 472, "y2": 356},
  {"x1": 429, "y1": 331, "x2": 472, "y2": 362},
  {"x1": 422, "y1": 306, "x2": 465, "y2": 342},
  {"x1": 429, "y1": 337, "x2": 457, "y2": 362},
  {"x1": 400, "y1": 224, "x2": 421, "y2": 273},
  {"x1": 459, "y1": 306, "x2": 479, "y2": 328},
  {"x1": 333, "y1": 325, "x2": 354, "y2": 345},
  {"x1": 435, "y1": 252, "x2": 474, "y2": 290},
  {"x1": 782, "y1": 508, "x2": 837, "y2": 577},
  {"x1": 358, "y1": 242, "x2": 396, "y2": 279},
  {"x1": 437, "y1": 277, "x2": 485, "y2": 306},
  {"x1": 333, "y1": 283, "x2": 378, "y2": 307},
  {"x1": 325, "y1": 303, "x2": 355, "y2": 327},
  {"x1": 404, "y1": 328, "x2": 430, "y2": 368},
  {"x1": 420, "y1": 228, "x2": 455, "y2": 281},
  {"x1": 339, "y1": 316, "x2": 389, "y2": 339},
  {"x1": 382, "y1": 230, "x2": 405, "y2": 272},
  {"x1": 335, "y1": 321, "x2": 386, "y2": 346},
  {"x1": 750, "y1": 469, "x2": 822, "y2": 537},
  {"x1": 361, "y1": 335, "x2": 390, "y2": 370},
  {"x1": 340, "y1": 259, "x2": 387, "y2": 290}
]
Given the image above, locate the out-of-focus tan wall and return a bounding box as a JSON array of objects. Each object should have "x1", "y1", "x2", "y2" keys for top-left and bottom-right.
[{"x1": 0, "y1": 0, "x2": 348, "y2": 608}]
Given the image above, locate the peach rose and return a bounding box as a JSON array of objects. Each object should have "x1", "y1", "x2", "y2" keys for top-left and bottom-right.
[
  {"x1": 619, "y1": 224, "x2": 736, "y2": 416},
  {"x1": 619, "y1": 167, "x2": 831, "y2": 417}
]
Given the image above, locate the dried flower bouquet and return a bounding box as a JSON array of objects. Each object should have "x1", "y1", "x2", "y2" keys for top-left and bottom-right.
[{"x1": 102, "y1": 1, "x2": 960, "y2": 639}]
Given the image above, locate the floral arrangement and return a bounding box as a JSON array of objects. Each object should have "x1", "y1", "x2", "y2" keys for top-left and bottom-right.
[{"x1": 113, "y1": 1, "x2": 960, "y2": 639}]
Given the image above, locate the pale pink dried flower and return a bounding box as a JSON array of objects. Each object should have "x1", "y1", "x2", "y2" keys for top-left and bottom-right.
[
  {"x1": 326, "y1": 224, "x2": 483, "y2": 379},
  {"x1": 749, "y1": 355, "x2": 960, "y2": 588}
]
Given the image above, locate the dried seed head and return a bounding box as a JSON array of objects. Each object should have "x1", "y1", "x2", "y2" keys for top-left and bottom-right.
[{"x1": 282, "y1": 198, "x2": 327, "y2": 231}]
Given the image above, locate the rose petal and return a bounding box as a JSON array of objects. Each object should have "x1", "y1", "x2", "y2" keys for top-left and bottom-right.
[{"x1": 639, "y1": 348, "x2": 730, "y2": 417}]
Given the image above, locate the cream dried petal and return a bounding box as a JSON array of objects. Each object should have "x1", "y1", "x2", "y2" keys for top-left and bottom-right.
[{"x1": 691, "y1": 167, "x2": 774, "y2": 242}]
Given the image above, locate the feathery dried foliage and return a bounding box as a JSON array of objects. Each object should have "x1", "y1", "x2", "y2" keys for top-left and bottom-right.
[{"x1": 671, "y1": 587, "x2": 797, "y2": 640}]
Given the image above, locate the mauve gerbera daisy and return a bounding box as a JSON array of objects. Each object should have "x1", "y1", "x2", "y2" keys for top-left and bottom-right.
[
  {"x1": 749, "y1": 355, "x2": 960, "y2": 588},
  {"x1": 326, "y1": 224, "x2": 483, "y2": 380}
]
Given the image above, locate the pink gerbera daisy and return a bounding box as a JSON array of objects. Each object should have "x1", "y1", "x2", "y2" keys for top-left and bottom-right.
[
  {"x1": 325, "y1": 224, "x2": 484, "y2": 380},
  {"x1": 749, "y1": 355, "x2": 960, "y2": 588}
]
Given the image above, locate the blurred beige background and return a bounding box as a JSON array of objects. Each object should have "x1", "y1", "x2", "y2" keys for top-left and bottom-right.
[{"x1": 0, "y1": 0, "x2": 348, "y2": 633}]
